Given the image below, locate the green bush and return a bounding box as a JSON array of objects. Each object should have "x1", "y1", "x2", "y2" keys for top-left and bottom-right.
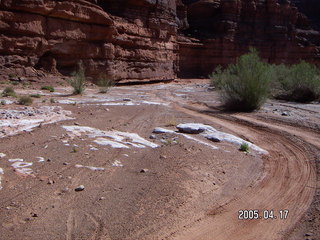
[
  {"x1": 96, "y1": 74, "x2": 114, "y2": 93},
  {"x1": 8, "y1": 73, "x2": 17, "y2": 79},
  {"x1": 2, "y1": 87, "x2": 16, "y2": 97},
  {"x1": 210, "y1": 48, "x2": 271, "y2": 111},
  {"x1": 41, "y1": 86, "x2": 55, "y2": 92},
  {"x1": 30, "y1": 94, "x2": 41, "y2": 98},
  {"x1": 18, "y1": 96, "x2": 33, "y2": 106},
  {"x1": 269, "y1": 64, "x2": 290, "y2": 93},
  {"x1": 69, "y1": 62, "x2": 86, "y2": 95},
  {"x1": 272, "y1": 61, "x2": 320, "y2": 102},
  {"x1": 239, "y1": 142, "x2": 249, "y2": 152}
]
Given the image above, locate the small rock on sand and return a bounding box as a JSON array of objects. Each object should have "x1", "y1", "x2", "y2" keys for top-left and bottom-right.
[
  {"x1": 149, "y1": 135, "x2": 156, "y2": 139},
  {"x1": 203, "y1": 135, "x2": 221, "y2": 142},
  {"x1": 61, "y1": 187, "x2": 70, "y2": 193},
  {"x1": 75, "y1": 185, "x2": 85, "y2": 191},
  {"x1": 47, "y1": 180, "x2": 54, "y2": 185}
]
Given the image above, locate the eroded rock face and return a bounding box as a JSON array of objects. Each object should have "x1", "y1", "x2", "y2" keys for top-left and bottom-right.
[
  {"x1": 0, "y1": 0, "x2": 319, "y2": 81},
  {"x1": 0, "y1": 0, "x2": 177, "y2": 82},
  {"x1": 291, "y1": 0, "x2": 320, "y2": 30},
  {"x1": 178, "y1": 0, "x2": 320, "y2": 77}
]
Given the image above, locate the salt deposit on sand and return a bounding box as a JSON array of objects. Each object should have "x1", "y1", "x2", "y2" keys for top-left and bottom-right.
[
  {"x1": 0, "y1": 106, "x2": 73, "y2": 138},
  {"x1": 75, "y1": 164, "x2": 105, "y2": 171},
  {"x1": 153, "y1": 123, "x2": 268, "y2": 154},
  {"x1": 9, "y1": 158, "x2": 34, "y2": 175},
  {"x1": 62, "y1": 125, "x2": 158, "y2": 149},
  {"x1": 0, "y1": 168, "x2": 4, "y2": 190},
  {"x1": 112, "y1": 160, "x2": 123, "y2": 167},
  {"x1": 153, "y1": 127, "x2": 218, "y2": 150}
]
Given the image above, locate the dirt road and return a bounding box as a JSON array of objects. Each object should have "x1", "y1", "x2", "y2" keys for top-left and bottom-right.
[
  {"x1": 154, "y1": 82, "x2": 319, "y2": 240},
  {"x1": 168, "y1": 104, "x2": 317, "y2": 240}
]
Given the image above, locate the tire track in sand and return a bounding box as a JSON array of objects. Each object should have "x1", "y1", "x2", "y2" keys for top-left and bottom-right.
[{"x1": 167, "y1": 103, "x2": 317, "y2": 240}]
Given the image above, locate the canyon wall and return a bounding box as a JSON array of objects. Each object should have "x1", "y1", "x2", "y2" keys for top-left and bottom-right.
[
  {"x1": 178, "y1": 0, "x2": 320, "y2": 77},
  {"x1": 0, "y1": 0, "x2": 319, "y2": 81},
  {"x1": 0, "y1": 0, "x2": 177, "y2": 82},
  {"x1": 291, "y1": 0, "x2": 320, "y2": 30}
]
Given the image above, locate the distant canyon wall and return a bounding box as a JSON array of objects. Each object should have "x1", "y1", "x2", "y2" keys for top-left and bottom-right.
[
  {"x1": 178, "y1": 0, "x2": 320, "y2": 77},
  {"x1": 0, "y1": 0, "x2": 319, "y2": 81}
]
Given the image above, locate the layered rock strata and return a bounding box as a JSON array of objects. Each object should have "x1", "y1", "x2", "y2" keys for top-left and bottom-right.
[
  {"x1": 178, "y1": 0, "x2": 320, "y2": 77},
  {"x1": 0, "y1": 0, "x2": 177, "y2": 82},
  {"x1": 0, "y1": 0, "x2": 319, "y2": 81}
]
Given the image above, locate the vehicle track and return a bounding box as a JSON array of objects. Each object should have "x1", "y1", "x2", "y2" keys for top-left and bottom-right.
[{"x1": 156, "y1": 93, "x2": 318, "y2": 240}]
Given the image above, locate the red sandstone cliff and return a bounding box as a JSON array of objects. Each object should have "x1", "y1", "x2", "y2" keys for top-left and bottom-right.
[
  {"x1": 0, "y1": 0, "x2": 177, "y2": 82},
  {"x1": 0, "y1": 0, "x2": 319, "y2": 81},
  {"x1": 178, "y1": 0, "x2": 320, "y2": 77}
]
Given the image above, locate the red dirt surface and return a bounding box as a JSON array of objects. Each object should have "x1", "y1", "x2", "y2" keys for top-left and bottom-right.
[{"x1": 0, "y1": 79, "x2": 319, "y2": 240}]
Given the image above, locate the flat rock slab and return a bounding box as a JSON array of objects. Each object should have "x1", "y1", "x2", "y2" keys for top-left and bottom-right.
[
  {"x1": 153, "y1": 127, "x2": 174, "y2": 134},
  {"x1": 203, "y1": 134, "x2": 222, "y2": 142},
  {"x1": 176, "y1": 123, "x2": 213, "y2": 134}
]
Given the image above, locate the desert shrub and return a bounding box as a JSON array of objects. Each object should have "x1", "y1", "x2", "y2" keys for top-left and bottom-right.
[
  {"x1": 2, "y1": 87, "x2": 16, "y2": 97},
  {"x1": 30, "y1": 94, "x2": 41, "y2": 98},
  {"x1": 272, "y1": 61, "x2": 320, "y2": 102},
  {"x1": 8, "y1": 73, "x2": 17, "y2": 79},
  {"x1": 162, "y1": 138, "x2": 178, "y2": 146},
  {"x1": 72, "y1": 146, "x2": 78, "y2": 153},
  {"x1": 41, "y1": 86, "x2": 55, "y2": 92},
  {"x1": 68, "y1": 62, "x2": 86, "y2": 95},
  {"x1": 165, "y1": 118, "x2": 177, "y2": 127},
  {"x1": 96, "y1": 74, "x2": 114, "y2": 93},
  {"x1": 18, "y1": 96, "x2": 33, "y2": 106},
  {"x1": 269, "y1": 64, "x2": 290, "y2": 92},
  {"x1": 239, "y1": 142, "x2": 249, "y2": 152},
  {"x1": 22, "y1": 81, "x2": 30, "y2": 86},
  {"x1": 210, "y1": 48, "x2": 271, "y2": 111}
]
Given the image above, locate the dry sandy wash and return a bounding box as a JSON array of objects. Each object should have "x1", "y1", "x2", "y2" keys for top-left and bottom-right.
[{"x1": 0, "y1": 79, "x2": 319, "y2": 240}]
